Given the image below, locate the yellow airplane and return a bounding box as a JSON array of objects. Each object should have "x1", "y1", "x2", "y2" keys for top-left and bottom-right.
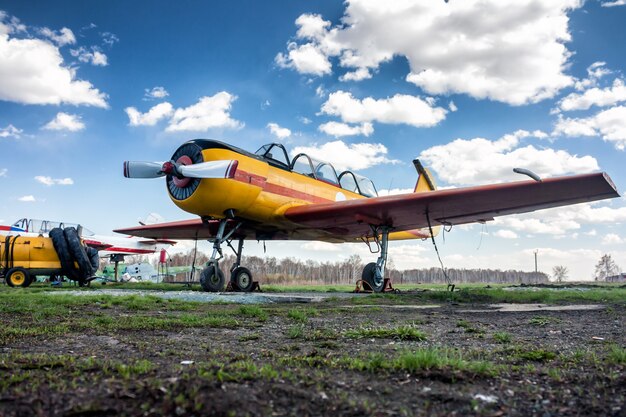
[{"x1": 118, "y1": 139, "x2": 620, "y2": 292}]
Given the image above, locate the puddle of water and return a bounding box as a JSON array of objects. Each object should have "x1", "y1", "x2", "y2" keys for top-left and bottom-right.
[{"x1": 460, "y1": 303, "x2": 605, "y2": 313}]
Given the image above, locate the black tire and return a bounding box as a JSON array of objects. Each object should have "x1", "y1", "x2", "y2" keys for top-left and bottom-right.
[
  {"x1": 86, "y1": 247, "x2": 99, "y2": 271},
  {"x1": 231, "y1": 267, "x2": 254, "y2": 292},
  {"x1": 64, "y1": 227, "x2": 94, "y2": 280},
  {"x1": 362, "y1": 262, "x2": 384, "y2": 293},
  {"x1": 49, "y1": 228, "x2": 81, "y2": 282},
  {"x1": 200, "y1": 262, "x2": 225, "y2": 292},
  {"x1": 6, "y1": 267, "x2": 31, "y2": 288}
]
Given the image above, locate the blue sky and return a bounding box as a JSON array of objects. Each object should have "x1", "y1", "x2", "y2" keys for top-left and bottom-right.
[{"x1": 1, "y1": 0, "x2": 625, "y2": 280}]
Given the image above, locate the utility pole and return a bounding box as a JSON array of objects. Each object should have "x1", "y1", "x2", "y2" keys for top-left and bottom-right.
[{"x1": 534, "y1": 250, "x2": 538, "y2": 273}]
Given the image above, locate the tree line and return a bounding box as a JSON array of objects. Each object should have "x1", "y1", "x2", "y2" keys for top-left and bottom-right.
[{"x1": 156, "y1": 250, "x2": 549, "y2": 285}]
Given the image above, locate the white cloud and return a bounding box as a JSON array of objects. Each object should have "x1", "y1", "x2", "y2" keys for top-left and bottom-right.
[
  {"x1": 573, "y1": 62, "x2": 611, "y2": 92},
  {"x1": 39, "y1": 27, "x2": 76, "y2": 46},
  {"x1": 494, "y1": 202, "x2": 626, "y2": 237},
  {"x1": 0, "y1": 168, "x2": 7, "y2": 177},
  {"x1": 0, "y1": 124, "x2": 22, "y2": 138},
  {"x1": 602, "y1": 233, "x2": 624, "y2": 245},
  {"x1": 494, "y1": 230, "x2": 519, "y2": 239},
  {"x1": 43, "y1": 112, "x2": 85, "y2": 132},
  {"x1": 602, "y1": 0, "x2": 626, "y2": 6},
  {"x1": 299, "y1": 116, "x2": 312, "y2": 125},
  {"x1": 318, "y1": 121, "x2": 373, "y2": 137},
  {"x1": 18, "y1": 195, "x2": 36, "y2": 202},
  {"x1": 378, "y1": 188, "x2": 413, "y2": 196},
  {"x1": 100, "y1": 32, "x2": 119, "y2": 46},
  {"x1": 125, "y1": 102, "x2": 174, "y2": 126},
  {"x1": 449, "y1": 101, "x2": 458, "y2": 112},
  {"x1": 34, "y1": 176, "x2": 74, "y2": 186},
  {"x1": 275, "y1": 42, "x2": 331, "y2": 76},
  {"x1": 267, "y1": 122, "x2": 291, "y2": 140},
  {"x1": 291, "y1": 140, "x2": 399, "y2": 171},
  {"x1": 70, "y1": 46, "x2": 108, "y2": 66},
  {"x1": 0, "y1": 13, "x2": 107, "y2": 107},
  {"x1": 320, "y1": 91, "x2": 447, "y2": 128},
  {"x1": 301, "y1": 241, "x2": 340, "y2": 252},
  {"x1": 419, "y1": 129, "x2": 597, "y2": 186},
  {"x1": 277, "y1": 1, "x2": 580, "y2": 105},
  {"x1": 558, "y1": 78, "x2": 626, "y2": 111},
  {"x1": 166, "y1": 92, "x2": 243, "y2": 132},
  {"x1": 553, "y1": 106, "x2": 626, "y2": 150},
  {"x1": 144, "y1": 86, "x2": 169, "y2": 100}
]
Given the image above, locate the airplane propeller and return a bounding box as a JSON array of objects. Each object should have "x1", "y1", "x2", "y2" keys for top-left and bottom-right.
[{"x1": 123, "y1": 160, "x2": 238, "y2": 180}]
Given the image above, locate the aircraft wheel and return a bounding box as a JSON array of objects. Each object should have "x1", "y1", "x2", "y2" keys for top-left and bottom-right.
[
  {"x1": 362, "y1": 262, "x2": 384, "y2": 293},
  {"x1": 231, "y1": 267, "x2": 253, "y2": 292},
  {"x1": 6, "y1": 267, "x2": 31, "y2": 288},
  {"x1": 49, "y1": 228, "x2": 81, "y2": 282},
  {"x1": 200, "y1": 262, "x2": 225, "y2": 292},
  {"x1": 64, "y1": 227, "x2": 94, "y2": 281}
]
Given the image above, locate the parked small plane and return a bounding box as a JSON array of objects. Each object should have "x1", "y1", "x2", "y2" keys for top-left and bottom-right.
[
  {"x1": 118, "y1": 139, "x2": 620, "y2": 292},
  {"x1": 1, "y1": 218, "x2": 175, "y2": 256}
]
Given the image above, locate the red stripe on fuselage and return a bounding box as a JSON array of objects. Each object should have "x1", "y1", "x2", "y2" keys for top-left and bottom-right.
[
  {"x1": 234, "y1": 169, "x2": 335, "y2": 204},
  {"x1": 102, "y1": 247, "x2": 156, "y2": 254}
]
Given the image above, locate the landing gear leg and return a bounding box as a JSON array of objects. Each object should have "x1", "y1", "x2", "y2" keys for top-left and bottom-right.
[
  {"x1": 228, "y1": 238, "x2": 255, "y2": 292},
  {"x1": 360, "y1": 226, "x2": 393, "y2": 293},
  {"x1": 199, "y1": 218, "x2": 243, "y2": 292}
]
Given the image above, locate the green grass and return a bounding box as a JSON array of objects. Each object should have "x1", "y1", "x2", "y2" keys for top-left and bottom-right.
[
  {"x1": 514, "y1": 348, "x2": 557, "y2": 362},
  {"x1": 528, "y1": 316, "x2": 561, "y2": 326},
  {"x1": 287, "y1": 309, "x2": 309, "y2": 322},
  {"x1": 238, "y1": 305, "x2": 269, "y2": 322},
  {"x1": 344, "y1": 325, "x2": 427, "y2": 341},
  {"x1": 607, "y1": 345, "x2": 626, "y2": 365},
  {"x1": 493, "y1": 332, "x2": 512, "y2": 344}
]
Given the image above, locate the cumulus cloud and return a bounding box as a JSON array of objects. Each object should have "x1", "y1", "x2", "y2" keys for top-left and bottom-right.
[
  {"x1": 0, "y1": 124, "x2": 22, "y2": 138},
  {"x1": 70, "y1": 46, "x2": 108, "y2": 66},
  {"x1": 573, "y1": 62, "x2": 612, "y2": 92},
  {"x1": 0, "y1": 13, "x2": 107, "y2": 107},
  {"x1": 35, "y1": 176, "x2": 74, "y2": 186},
  {"x1": 144, "y1": 86, "x2": 169, "y2": 100},
  {"x1": 320, "y1": 91, "x2": 447, "y2": 128},
  {"x1": 277, "y1": 1, "x2": 580, "y2": 105},
  {"x1": 166, "y1": 92, "x2": 243, "y2": 132},
  {"x1": 494, "y1": 230, "x2": 519, "y2": 239},
  {"x1": 494, "y1": 202, "x2": 626, "y2": 237},
  {"x1": 0, "y1": 168, "x2": 7, "y2": 177},
  {"x1": 602, "y1": 0, "x2": 626, "y2": 6},
  {"x1": 419, "y1": 129, "x2": 596, "y2": 186},
  {"x1": 125, "y1": 92, "x2": 242, "y2": 132},
  {"x1": 553, "y1": 106, "x2": 626, "y2": 150},
  {"x1": 267, "y1": 122, "x2": 291, "y2": 140},
  {"x1": 43, "y1": 112, "x2": 85, "y2": 131},
  {"x1": 39, "y1": 27, "x2": 75, "y2": 46},
  {"x1": 125, "y1": 102, "x2": 174, "y2": 126},
  {"x1": 18, "y1": 195, "x2": 36, "y2": 202},
  {"x1": 291, "y1": 140, "x2": 399, "y2": 171},
  {"x1": 602, "y1": 233, "x2": 624, "y2": 245},
  {"x1": 557, "y1": 78, "x2": 626, "y2": 112},
  {"x1": 378, "y1": 188, "x2": 413, "y2": 196},
  {"x1": 318, "y1": 121, "x2": 373, "y2": 137}
]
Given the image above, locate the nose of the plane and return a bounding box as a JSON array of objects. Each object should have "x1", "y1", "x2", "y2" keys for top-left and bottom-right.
[{"x1": 166, "y1": 141, "x2": 204, "y2": 201}]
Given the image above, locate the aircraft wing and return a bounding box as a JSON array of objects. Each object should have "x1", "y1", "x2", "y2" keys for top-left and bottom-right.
[
  {"x1": 116, "y1": 173, "x2": 619, "y2": 242},
  {"x1": 284, "y1": 172, "x2": 620, "y2": 237}
]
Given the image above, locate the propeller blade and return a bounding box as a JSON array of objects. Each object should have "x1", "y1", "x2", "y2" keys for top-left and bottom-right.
[
  {"x1": 178, "y1": 160, "x2": 238, "y2": 179},
  {"x1": 123, "y1": 161, "x2": 166, "y2": 178}
]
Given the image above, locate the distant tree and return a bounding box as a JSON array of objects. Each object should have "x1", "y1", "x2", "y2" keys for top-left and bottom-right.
[
  {"x1": 552, "y1": 265, "x2": 568, "y2": 283},
  {"x1": 594, "y1": 254, "x2": 620, "y2": 281}
]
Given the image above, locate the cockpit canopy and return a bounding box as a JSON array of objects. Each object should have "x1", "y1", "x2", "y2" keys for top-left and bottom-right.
[
  {"x1": 255, "y1": 143, "x2": 378, "y2": 197},
  {"x1": 11, "y1": 218, "x2": 95, "y2": 236}
]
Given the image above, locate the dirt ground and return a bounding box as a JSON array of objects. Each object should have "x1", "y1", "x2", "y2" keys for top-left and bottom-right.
[{"x1": 0, "y1": 293, "x2": 624, "y2": 417}]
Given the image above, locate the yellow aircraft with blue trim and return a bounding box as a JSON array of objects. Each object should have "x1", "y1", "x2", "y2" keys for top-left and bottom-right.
[{"x1": 118, "y1": 139, "x2": 620, "y2": 292}]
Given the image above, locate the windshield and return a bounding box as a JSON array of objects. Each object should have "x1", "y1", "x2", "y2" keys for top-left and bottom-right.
[
  {"x1": 11, "y1": 218, "x2": 94, "y2": 236},
  {"x1": 255, "y1": 143, "x2": 290, "y2": 167}
]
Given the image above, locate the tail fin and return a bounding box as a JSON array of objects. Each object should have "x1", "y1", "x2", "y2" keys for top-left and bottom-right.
[
  {"x1": 413, "y1": 159, "x2": 440, "y2": 237},
  {"x1": 413, "y1": 159, "x2": 437, "y2": 193}
]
